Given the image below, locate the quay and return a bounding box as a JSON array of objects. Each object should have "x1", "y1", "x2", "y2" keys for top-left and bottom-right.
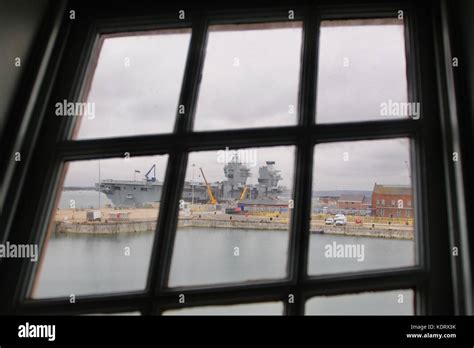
[{"x1": 53, "y1": 208, "x2": 414, "y2": 240}]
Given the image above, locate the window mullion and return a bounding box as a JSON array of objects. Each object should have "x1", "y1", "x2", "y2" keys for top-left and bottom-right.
[
  {"x1": 148, "y1": 12, "x2": 209, "y2": 312},
  {"x1": 286, "y1": 7, "x2": 319, "y2": 316}
]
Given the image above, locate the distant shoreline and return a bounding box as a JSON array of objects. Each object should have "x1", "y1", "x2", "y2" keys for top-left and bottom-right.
[{"x1": 63, "y1": 187, "x2": 96, "y2": 191}]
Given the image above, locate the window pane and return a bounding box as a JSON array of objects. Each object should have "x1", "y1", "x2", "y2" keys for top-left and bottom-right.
[
  {"x1": 32, "y1": 155, "x2": 168, "y2": 298},
  {"x1": 306, "y1": 289, "x2": 414, "y2": 315},
  {"x1": 85, "y1": 312, "x2": 141, "y2": 316},
  {"x1": 74, "y1": 29, "x2": 191, "y2": 139},
  {"x1": 309, "y1": 138, "x2": 415, "y2": 275},
  {"x1": 193, "y1": 22, "x2": 302, "y2": 131},
  {"x1": 316, "y1": 19, "x2": 410, "y2": 123},
  {"x1": 168, "y1": 146, "x2": 295, "y2": 287},
  {"x1": 164, "y1": 302, "x2": 283, "y2": 315}
]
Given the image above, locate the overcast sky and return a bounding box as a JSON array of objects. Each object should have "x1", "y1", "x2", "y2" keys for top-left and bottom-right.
[
  {"x1": 316, "y1": 19, "x2": 407, "y2": 123},
  {"x1": 67, "y1": 19, "x2": 411, "y2": 190}
]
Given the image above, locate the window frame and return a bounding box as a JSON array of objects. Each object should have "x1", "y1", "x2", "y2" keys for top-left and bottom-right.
[{"x1": 0, "y1": 0, "x2": 459, "y2": 316}]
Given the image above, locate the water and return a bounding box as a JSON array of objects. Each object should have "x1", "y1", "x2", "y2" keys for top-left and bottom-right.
[
  {"x1": 34, "y1": 228, "x2": 414, "y2": 314},
  {"x1": 58, "y1": 191, "x2": 111, "y2": 209},
  {"x1": 38, "y1": 191, "x2": 414, "y2": 314}
]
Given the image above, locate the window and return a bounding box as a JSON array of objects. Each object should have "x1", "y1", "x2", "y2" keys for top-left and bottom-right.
[
  {"x1": 33, "y1": 156, "x2": 168, "y2": 298},
  {"x1": 74, "y1": 29, "x2": 191, "y2": 139},
  {"x1": 310, "y1": 139, "x2": 414, "y2": 275},
  {"x1": 4, "y1": 1, "x2": 454, "y2": 317},
  {"x1": 164, "y1": 301, "x2": 284, "y2": 315},
  {"x1": 168, "y1": 146, "x2": 295, "y2": 287},
  {"x1": 316, "y1": 19, "x2": 408, "y2": 124},
  {"x1": 193, "y1": 22, "x2": 302, "y2": 131},
  {"x1": 306, "y1": 289, "x2": 414, "y2": 315}
]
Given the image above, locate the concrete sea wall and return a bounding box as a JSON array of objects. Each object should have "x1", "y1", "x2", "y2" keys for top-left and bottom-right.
[
  {"x1": 55, "y1": 220, "x2": 158, "y2": 234},
  {"x1": 54, "y1": 218, "x2": 414, "y2": 240}
]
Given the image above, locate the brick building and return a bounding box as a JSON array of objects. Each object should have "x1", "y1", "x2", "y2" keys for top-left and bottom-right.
[
  {"x1": 337, "y1": 193, "x2": 364, "y2": 210},
  {"x1": 318, "y1": 195, "x2": 339, "y2": 205},
  {"x1": 337, "y1": 193, "x2": 372, "y2": 213},
  {"x1": 371, "y1": 184, "x2": 413, "y2": 218}
]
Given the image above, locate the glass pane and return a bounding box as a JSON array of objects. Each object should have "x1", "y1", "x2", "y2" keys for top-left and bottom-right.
[
  {"x1": 32, "y1": 155, "x2": 168, "y2": 298},
  {"x1": 193, "y1": 22, "x2": 302, "y2": 131},
  {"x1": 85, "y1": 312, "x2": 141, "y2": 316},
  {"x1": 164, "y1": 302, "x2": 283, "y2": 315},
  {"x1": 309, "y1": 138, "x2": 415, "y2": 275},
  {"x1": 74, "y1": 29, "x2": 191, "y2": 139},
  {"x1": 316, "y1": 19, "x2": 411, "y2": 123},
  {"x1": 168, "y1": 146, "x2": 295, "y2": 287},
  {"x1": 306, "y1": 289, "x2": 414, "y2": 315}
]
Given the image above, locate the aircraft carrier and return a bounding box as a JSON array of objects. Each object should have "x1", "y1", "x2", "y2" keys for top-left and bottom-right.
[{"x1": 96, "y1": 156, "x2": 287, "y2": 208}]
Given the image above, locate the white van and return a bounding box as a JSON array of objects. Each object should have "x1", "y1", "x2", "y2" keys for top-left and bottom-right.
[{"x1": 334, "y1": 214, "x2": 347, "y2": 225}]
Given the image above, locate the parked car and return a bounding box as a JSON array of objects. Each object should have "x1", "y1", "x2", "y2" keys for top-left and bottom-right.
[
  {"x1": 334, "y1": 214, "x2": 347, "y2": 226},
  {"x1": 324, "y1": 217, "x2": 334, "y2": 225}
]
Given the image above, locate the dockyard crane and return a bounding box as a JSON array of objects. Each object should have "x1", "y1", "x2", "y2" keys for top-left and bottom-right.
[
  {"x1": 199, "y1": 167, "x2": 218, "y2": 204},
  {"x1": 145, "y1": 164, "x2": 156, "y2": 182},
  {"x1": 239, "y1": 185, "x2": 248, "y2": 200}
]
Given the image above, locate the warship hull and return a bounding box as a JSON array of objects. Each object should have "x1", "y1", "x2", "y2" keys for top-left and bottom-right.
[{"x1": 96, "y1": 160, "x2": 287, "y2": 208}]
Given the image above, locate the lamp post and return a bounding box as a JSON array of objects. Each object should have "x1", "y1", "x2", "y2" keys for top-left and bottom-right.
[
  {"x1": 98, "y1": 159, "x2": 101, "y2": 210},
  {"x1": 405, "y1": 160, "x2": 411, "y2": 180}
]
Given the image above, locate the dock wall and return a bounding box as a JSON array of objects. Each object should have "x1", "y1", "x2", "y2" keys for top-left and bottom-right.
[{"x1": 54, "y1": 218, "x2": 413, "y2": 240}]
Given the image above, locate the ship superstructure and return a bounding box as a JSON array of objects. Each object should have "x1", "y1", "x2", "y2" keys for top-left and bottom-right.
[{"x1": 96, "y1": 158, "x2": 287, "y2": 208}]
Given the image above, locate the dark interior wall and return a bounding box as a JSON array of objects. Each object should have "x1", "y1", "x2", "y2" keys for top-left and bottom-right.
[
  {"x1": 453, "y1": 0, "x2": 474, "y2": 111},
  {"x1": 0, "y1": 0, "x2": 49, "y2": 140},
  {"x1": 449, "y1": 0, "x2": 474, "y2": 313}
]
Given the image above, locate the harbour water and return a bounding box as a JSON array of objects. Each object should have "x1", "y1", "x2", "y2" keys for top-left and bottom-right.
[
  {"x1": 35, "y1": 191, "x2": 415, "y2": 314},
  {"x1": 58, "y1": 190, "x2": 111, "y2": 209},
  {"x1": 34, "y1": 230, "x2": 414, "y2": 314}
]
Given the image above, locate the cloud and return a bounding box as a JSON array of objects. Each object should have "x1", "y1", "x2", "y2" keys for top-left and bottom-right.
[{"x1": 66, "y1": 20, "x2": 411, "y2": 192}]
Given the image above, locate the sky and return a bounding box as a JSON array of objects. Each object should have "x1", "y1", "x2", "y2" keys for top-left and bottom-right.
[
  {"x1": 65, "y1": 19, "x2": 412, "y2": 190},
  {"x1": 63, "y1": 138, "x2": 411, "y2": 192}
]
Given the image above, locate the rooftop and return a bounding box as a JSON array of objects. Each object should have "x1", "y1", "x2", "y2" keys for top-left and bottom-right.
[{"x1": 373, "y1": 184, "x2": 412, "y2": 195}]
